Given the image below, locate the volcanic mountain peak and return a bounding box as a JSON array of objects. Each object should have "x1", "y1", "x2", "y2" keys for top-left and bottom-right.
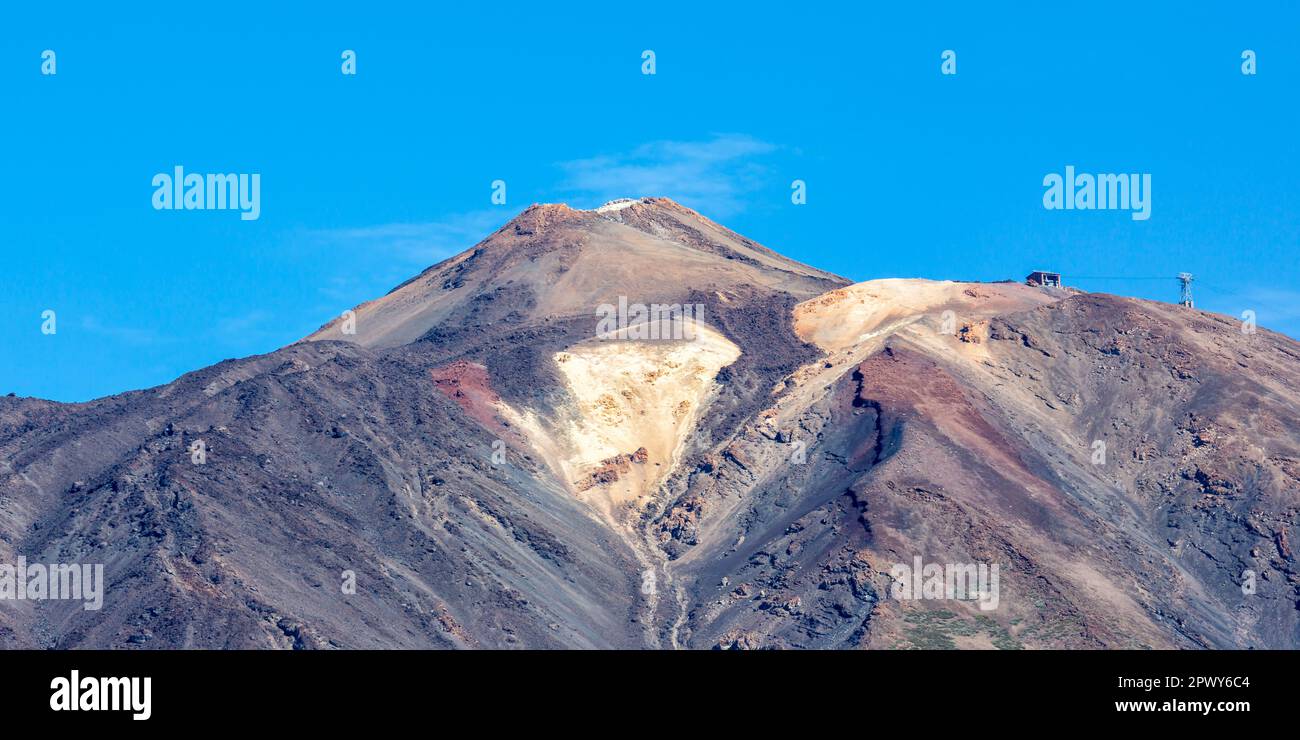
[
  {"x1": 5, "y1": 198, "x2": 1300, "y2": 650},
  {"x1": 303, "y1": 197, "x2": 847, "y2": 349}
]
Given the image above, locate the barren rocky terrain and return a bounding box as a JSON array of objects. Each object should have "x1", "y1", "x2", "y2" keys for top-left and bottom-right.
[{"x1": 2, "y1": 197, "x2": 1297, "y2": 648}]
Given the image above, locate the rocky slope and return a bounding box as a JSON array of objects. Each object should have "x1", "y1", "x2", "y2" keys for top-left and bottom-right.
[
  {"x1": 2, "y1": 198, "x2": 1297, "y2": 649},
  {"x1": 660, "y1": 283, "x2": 1300, "y2": 649}
]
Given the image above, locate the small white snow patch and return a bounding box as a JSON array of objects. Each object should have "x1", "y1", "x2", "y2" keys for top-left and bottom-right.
[{"x1": 595, "y1": 198, "x2": 640, "y2": 213}]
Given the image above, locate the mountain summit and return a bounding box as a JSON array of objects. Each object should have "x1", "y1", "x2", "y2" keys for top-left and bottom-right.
[
  {"x1": 3, "y1": 200, "x2": 1298, "y2": 649},
  {"x1": 304, "y1": 197, "x2": 845, "y2": 348}
]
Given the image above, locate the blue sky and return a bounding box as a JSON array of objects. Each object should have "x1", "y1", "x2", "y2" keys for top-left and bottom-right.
[{"x1": 2, "y1": 2, "x2": 1297, "y2": 402}]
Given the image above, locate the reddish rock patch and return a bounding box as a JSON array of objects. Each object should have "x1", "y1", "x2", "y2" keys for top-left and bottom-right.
[
  {"x1": 430, "y1": 361, "x2": 504, "y2": 432},
  {"x1": 574, "y1": 447, "x2": 649, "y2": 491}
]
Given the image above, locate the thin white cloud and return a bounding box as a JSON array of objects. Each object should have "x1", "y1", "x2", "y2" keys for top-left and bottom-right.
[
  {"x1": 79, "y1": 316, "x2": 161, "y2": 345},
  {"x1": 558, "y1": 134, "x2": 777, "y2": 218},
  {"x1": 297, "y1": 210, "x2": 508, "y2": 316},
  {"x1": 206, "y1": 309, "x2": 280, "y2": 351},
  {"x1": 308, "y1": 210, "x2": 506, "y2": 266},
  {"x1": 1207, "y1": 286, "x2": 1300, "y2": 336}
]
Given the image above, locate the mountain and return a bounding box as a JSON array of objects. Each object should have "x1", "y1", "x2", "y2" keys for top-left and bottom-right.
[{"x1": 2, "y1": 197, "x2": 1297, "y2": 649}]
